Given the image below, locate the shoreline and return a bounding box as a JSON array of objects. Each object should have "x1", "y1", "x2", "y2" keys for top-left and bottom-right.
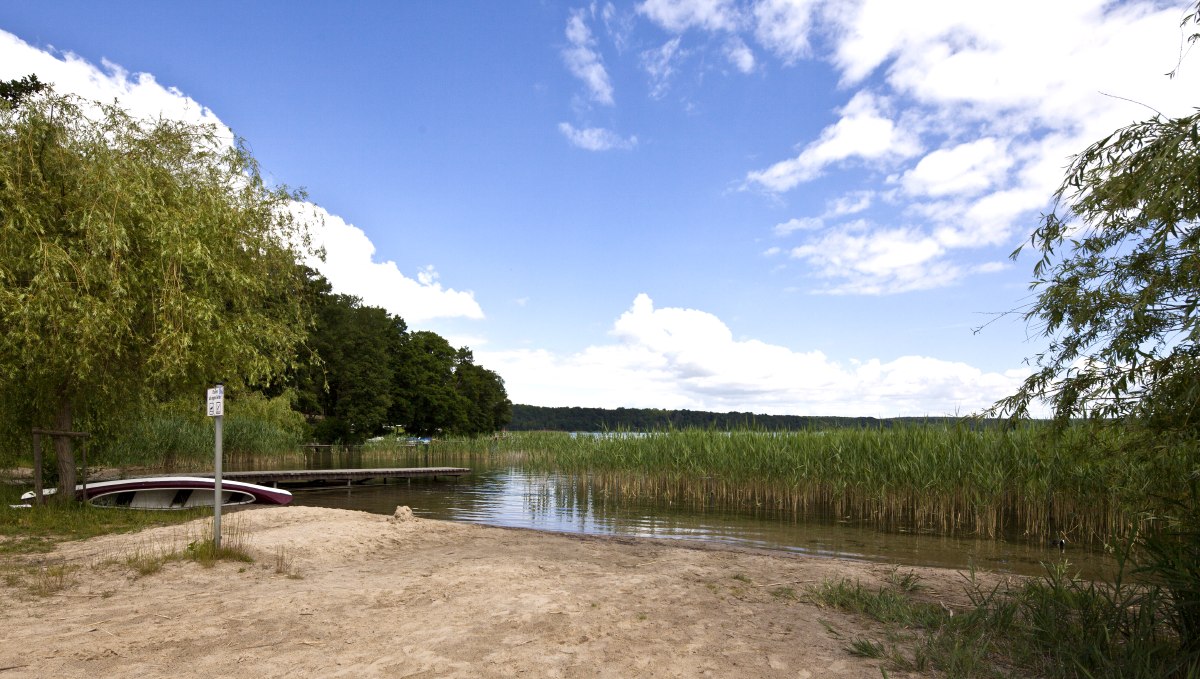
[{"x1": 0, "y1": 505, "x2": 1006, "y2": 677}]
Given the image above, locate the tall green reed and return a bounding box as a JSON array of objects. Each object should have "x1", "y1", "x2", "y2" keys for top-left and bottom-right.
[
  {"x1": 436, "y1": 424, "x2": 1192, "y2": 544},
  {"x1": 87, "y1": 391, "x2": 308, "y2": 469}
]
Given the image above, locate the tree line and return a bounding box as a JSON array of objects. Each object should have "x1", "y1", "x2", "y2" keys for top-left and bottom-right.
[{"x1": 508, "y1": 405, "x2": 1002, "y2": 432}]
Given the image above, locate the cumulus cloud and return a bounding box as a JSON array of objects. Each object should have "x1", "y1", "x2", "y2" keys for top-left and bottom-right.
[
  {"x1": 558, "y1": 122, "x2": 638, "y2": 150},
  {"x1": 294, "y1": 203, "x2": 484, "y2": 322},
  {"x1": 637, "y1": 0, "x2": 741, "y2": 33},
  {"x1": 900, "y1": 138, "x2": 1012, "y2": 198},
  {"x1": 0, "y1": 31, "x2": 224, "y2": 133},
  {"x1": 746, "y1": 1, "x2": 1200, "y2": 295},
  {"x1": 479, "y1": 294, "x2": 1026, "y2": 415},
  {"x1": 563, "y1": 8, "x2": 615, "y2": 106},
  {"x1": 1, "y1": 29, "x2": 485, "y2": 325}
]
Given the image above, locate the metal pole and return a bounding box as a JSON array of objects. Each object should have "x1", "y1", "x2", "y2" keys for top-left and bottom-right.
[{"x1": 214, "y1": 412, "x2": 223, "y2": 549}]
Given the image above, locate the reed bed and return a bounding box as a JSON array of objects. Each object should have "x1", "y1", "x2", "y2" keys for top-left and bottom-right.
[
  {"x1": 92, "y1": 392, "x2": 309, "y2": 469},
  {"x1": 434, "y1": 425, "x2": 1198, "y2": 544}
]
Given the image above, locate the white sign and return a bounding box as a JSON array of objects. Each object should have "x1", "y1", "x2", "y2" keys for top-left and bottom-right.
[{"x1": 206, "y1": 385, "x2": 224, "y2": 417}]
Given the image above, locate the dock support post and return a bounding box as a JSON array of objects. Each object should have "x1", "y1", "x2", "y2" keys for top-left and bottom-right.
[{"x1": 32, "y1": 433, "x2": 42, "y2": 507}]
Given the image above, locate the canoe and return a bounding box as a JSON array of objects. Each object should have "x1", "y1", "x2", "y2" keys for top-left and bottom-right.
[{"x1": 20, "y1": 476, "x2": 293, "y2": 510}]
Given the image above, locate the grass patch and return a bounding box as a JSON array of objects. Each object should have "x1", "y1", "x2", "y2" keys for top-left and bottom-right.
[
  {"x1": 807, "y1": 578, "x2": 945, "y2": 629},
  {"x1": 30, "y1": 562, "x2": 75, "y2": 596},
  {"x1": 845, "y1": 637, "x2": 886, "y2": 658},
  {"x1": 0, "y1": 535, "x2": 56, "y2": 555},
  {"x1": 180, "y1": 517, "x2": 254, "y2": 568},
  {"x1": 0, "y1": 497, "x2": 261, "y2": 596},
  {"x1": 273, "y1": 545, "x2": 302, "y2": 579},
  {"x1": 0, "y1": 484, "x2": 207, "y2": 554},
  {"x1": 769, "y1": 586, "x2": 798, "y2": 601},
  {"x1": 1, "y1": 560, "x2": 79, "y2": 597},
  {"x1": 106, "y1": 516, "x2": 256, "y2": 578},
  {"x1": 125, "y1": 545, "x2": 169, "y2": 576},
  {"x1": 809, "y1": 559, "x2": 1200, "y2": 678},
  {"x1": 887, "y1": 566, "x2": 926, "y2": 593},
  {"x1": 111, "y1": 520, "x2": 256, "y2": 578}
]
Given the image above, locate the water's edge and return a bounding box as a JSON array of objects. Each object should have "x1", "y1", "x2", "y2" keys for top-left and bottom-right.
[{"x1": 277, "y1": 462, "x2": 1109, "y2": 578}]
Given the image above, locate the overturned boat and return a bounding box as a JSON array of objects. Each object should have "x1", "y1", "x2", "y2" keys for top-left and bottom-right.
[{"x1": 21, "y1": 476, "x2": 293, "y2": 510}]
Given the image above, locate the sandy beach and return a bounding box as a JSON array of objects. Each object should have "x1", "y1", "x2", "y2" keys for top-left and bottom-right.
[{"x1": 0, "y1": 506, "x2": 988, "y2": 678}]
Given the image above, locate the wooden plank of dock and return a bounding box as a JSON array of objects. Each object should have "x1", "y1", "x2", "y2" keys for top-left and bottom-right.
[{"x1": 178, "y1": 467, "x2": 470, "y2": 485}]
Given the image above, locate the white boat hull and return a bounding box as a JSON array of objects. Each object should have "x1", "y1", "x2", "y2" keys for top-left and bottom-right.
[{"x1": 21, "y1": 476, "x2": 292, "y2": 510}]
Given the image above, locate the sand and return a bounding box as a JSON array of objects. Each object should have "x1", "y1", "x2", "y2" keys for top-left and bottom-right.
[{"x1": 0, "y1": 506, "x2": 985, "y2": 678}]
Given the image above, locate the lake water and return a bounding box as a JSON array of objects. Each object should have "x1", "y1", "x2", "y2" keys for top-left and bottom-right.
[{"x1": 269, "y1": 452, "x2": 1111, "y2": 578}]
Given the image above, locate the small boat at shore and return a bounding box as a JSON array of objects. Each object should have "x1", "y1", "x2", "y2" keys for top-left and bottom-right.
[{"x1": 20, "y1": 476, "x2": 293, "y2": 510}]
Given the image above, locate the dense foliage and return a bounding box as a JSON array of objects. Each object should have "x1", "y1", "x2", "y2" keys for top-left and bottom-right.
[
  {"x1": 0, "y1": 81, "x2": 511, "y2": 473},
  {"x1": 0, "y1": 74, "x2": 47, "y2": 110},
  {"x1": 0, "y1": 89, "x2": 313, "y2": 495},
  {"x1": 996, "y1": 105, "x2": 1200, "y2": 433},
  {"x1": 101, "y1": 390, "x2": 308, "y2": 468},
  {"x1": 288, "y1": 271, "x2": 512, "y2": 444}
]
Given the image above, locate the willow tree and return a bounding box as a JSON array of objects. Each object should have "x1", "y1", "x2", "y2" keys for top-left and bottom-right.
[
  {"x1": 995, "y1": 106, "x2": 1200, "y2": 432},
  {"x1": 0, "y1": 90, "x2": 315, "y2": 499},
  {"x1": 994, "y1": 4, "x2": 1200, "y2": 436}
]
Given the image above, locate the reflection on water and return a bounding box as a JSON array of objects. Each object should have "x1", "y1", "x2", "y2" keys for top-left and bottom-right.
[{"x1": 280, "y1": 458, "x2": 1112, "y2": 578}]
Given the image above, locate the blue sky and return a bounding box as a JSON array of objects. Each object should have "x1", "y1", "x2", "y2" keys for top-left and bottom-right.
[{"x1": 3, "y1": 1, "x2": 1197, "y2": 416}]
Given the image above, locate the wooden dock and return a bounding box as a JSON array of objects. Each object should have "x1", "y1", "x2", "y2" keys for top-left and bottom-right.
[{"x1": 180, "y1": 467, "x2": 470, "y2": 486}]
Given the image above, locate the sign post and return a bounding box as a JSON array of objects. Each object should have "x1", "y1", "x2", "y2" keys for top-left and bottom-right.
[{"x1": 206, "y1": 384, "x2": 225, "y2": 549}]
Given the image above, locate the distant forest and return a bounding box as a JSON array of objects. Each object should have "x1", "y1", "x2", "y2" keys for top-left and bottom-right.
[{"x1": 508, "y1": 405, "x2": 980, "y2": 432}]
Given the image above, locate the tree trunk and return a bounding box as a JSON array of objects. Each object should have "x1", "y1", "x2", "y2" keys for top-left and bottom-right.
[{"x1": 52, "y1": 398, "x2": 76, "y2": 504}]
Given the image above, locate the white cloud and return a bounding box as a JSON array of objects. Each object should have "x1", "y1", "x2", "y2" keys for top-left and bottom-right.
[
  {"x1": 743, "y1": 1, "x2": 1200, "y2": 295},
  {"x1": 0, "y1": 29, "x2": 486, "y2": 326},
  {"x1": 788, "y1": 223, "x2": 954, "y2": 294},
  {"x1": 558, "y1": 122, "x2": 638, "y2": 151},
  {"x1": 0, "y1": 31, "x2": 225, "y2": 134},
  {"x1": 745, "y1": 91, "x2": 921, "y2": 191},
  {"x1": 753, "y1": 0, "x2": 819, "y2": 64},
  {"x1": 642, "y1": 36, "x2": 684, "y2": 98},
  {"x1": 825, "y1": 190, "x2": 873, "y2": 216},
  {"x1": 479, "y1": 294, "x2": 1026, "y2": 415},
  {"x1": 773, "y1": 216, "x2": 822, "y2": 236},
  {"x1": 295, "y1": 203, "x2": 484, "y2": 323},
  {"x1": 900, "y1": 138, "x2": 1012, "y2": 198},
  {"x1": 602, "y1": 2, "x2": 636, "y2": 53},
  {"x1": 637, "y1": 0, "x2": 741, "y2": 33},
  {"x1": 563, "y1": 9, "x2": 615, "y2": 106},
  {"x1": 973, "y1": 261, "x2": 1009, "y2": 274},
  {"x1": 724, "y1": 36, "x2": 756, "y2": 73}
]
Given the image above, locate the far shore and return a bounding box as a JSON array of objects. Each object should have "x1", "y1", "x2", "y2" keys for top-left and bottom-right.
[{"x1": 0, "y1": 505, "x2": 1008, "y2": 678}]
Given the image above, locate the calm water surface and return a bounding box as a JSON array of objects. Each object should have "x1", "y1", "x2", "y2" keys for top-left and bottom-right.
[{"x1": 258, "y1": 452, "x2": 1112, "y2": 578}]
